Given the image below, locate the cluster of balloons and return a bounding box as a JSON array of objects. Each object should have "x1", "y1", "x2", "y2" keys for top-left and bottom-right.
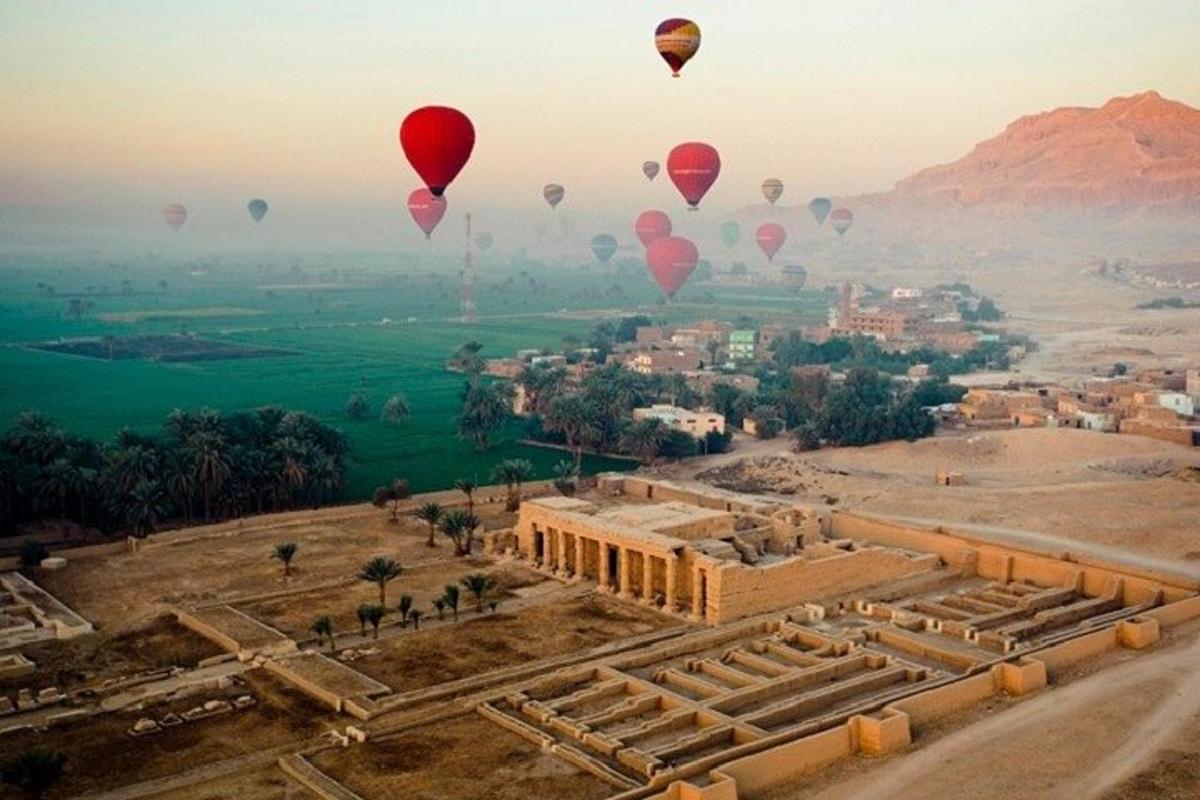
[{"x1": 161, "y1": 198, "x2": 270, "y2": 231}]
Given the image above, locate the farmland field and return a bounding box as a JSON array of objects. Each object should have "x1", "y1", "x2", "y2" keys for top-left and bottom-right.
[{"x1": 0, "y1": 251, "x2": 828, "y2": 497}]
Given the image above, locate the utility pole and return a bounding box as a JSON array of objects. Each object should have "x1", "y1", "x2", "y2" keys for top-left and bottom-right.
[{"x1": 462, "y1": 213, "x2": 476, "y2": 322}]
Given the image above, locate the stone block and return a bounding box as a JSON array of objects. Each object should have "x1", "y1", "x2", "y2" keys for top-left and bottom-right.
[
  {"x1": 40, "y1": 557, "x2": 67, "y2": 571},
  {"x1": 1117, "y1": 617, "x2": 1160, "y2": 650},
  {"x1": 346, "y1": 725, "x2": 368, "y2": 742}
]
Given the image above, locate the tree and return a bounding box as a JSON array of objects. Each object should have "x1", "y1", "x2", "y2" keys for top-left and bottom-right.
[
  {"x1": 552, "y1": 460, "x2": 578, "y2": 497},
  {"x1": 310, "y1": 616, "x2": 334, "y2": 650},
  {"x1": 620, "y1": 418, "x2": 668, "y2": 464},
  {"x1": 433, "y1": 598, "x2": 446, "y2": 619},
  {"x1": 491, "y1": 459, "x2": 534, "y2": 511},
  {"x1": 372, "y1": 479, "x2": 411, "y2": 522},
  {"x1": 544, "y1": 395, "x2": 601, "y2": 469},
  {"x1": 273, "y1": 542, "x2": 298, "y2": 577},
  {"x1": 460, "y1": 574, "x2": 496, "y2": 613},
  {"x1": 2, "y1": 748, "x2": 67, "y2": 799},
  {"x1": 358, "y1": 556, "x2": 403, "y2": 607},
  {"x1": 415, "y1": 502, "x2": 443, "y2": 547},
  {"x1": 456, "y1": 381, "x2": 512, "y2": 451},
  {"x1": 381, "y1": 393, "x2": 411, "y2": 425},
  {"x1": 364, "y1": 604, "x2": 384, "y2": 638},
  {"x1": 454, "y1": 478, "x2": 477, "y2": 516},
  {"x1": 442, "y1": 584, "x2": 461, "y2": 620},
  {"x1": 121, "y1": 479, "x2": 168, "y2": 537},
  {"x1": 345, "y1": 390, "x2": 370, "y2": 421},
  {"x1": 409, "y1": 609, "x2": 422, "y2": 630},
  {"x1": 397, "y1": 594, "x2": 414, "y2": 626},
  {"x1": 189, "y1": 431, "x2": 231, "y2": 523},
  {"x1": 19, "y1": 539, "x2": 48, "y2": 569},
  {"x1": 439, "y1": 509, "x2": 478, "y2": 557},
  {"x1": 658, "y1": 429, "x2": 699, "y2": 460},
  {"x1": 355, "y1": 603, "x2": 371, "y2": 636}
]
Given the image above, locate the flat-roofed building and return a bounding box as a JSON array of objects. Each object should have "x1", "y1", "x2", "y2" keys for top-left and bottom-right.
[{"x1": 633, "y1": 404, "x2": 725, "y2": 436}]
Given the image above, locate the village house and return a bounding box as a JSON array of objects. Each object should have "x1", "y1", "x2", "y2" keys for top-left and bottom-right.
[{"x1": 632, "y1": 404, "x2": 725, "y2": 437}]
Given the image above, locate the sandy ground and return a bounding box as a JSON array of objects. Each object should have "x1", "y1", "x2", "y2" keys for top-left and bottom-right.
[
  {"x1": 679, "y1": 427, "x2": 1200, "y2": 568},
  {"x1": 766, "y1": 620, "x2": 1200, "y2": 800},
  {"x1": 311, "y1": 715, "x2": 612, "y2": 800}
]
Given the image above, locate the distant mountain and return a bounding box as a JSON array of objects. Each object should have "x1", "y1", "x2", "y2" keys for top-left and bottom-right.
[{"x1": 884, "y1": 91, "x2": 1200, "y2": 214}]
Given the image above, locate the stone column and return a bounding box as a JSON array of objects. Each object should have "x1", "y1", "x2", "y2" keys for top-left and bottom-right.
[
  {"x1": 557, "y1": 529, "x2": 569, "y2": 577},
  {"x1": 618, "y1": 547, "x2": 632, "y2": 598},
  {"x1": 597, "y1": 542, "x2": 610, "y2": 590},
  {"x1": 665, "y1": 556, "x2": 678, "y2": 612},
  {"x1": 575, "y1": 534, "x2": 586, "y2": 580},
  {"x1": 643, "y1": 555, "x2": 656, "y2": 603},
  {"x1": 691, "y1": 568, "x2": 705, "y2": 619}
]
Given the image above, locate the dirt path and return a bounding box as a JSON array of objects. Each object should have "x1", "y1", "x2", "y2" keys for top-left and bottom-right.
[{"x1": 801, "y1": 632, "x2": 1200, "y2": 800}]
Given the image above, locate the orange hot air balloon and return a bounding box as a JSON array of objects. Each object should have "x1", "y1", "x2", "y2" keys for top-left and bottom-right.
[
  {"x1": 635, "y1": 210, "x2": 672, "y2": 248},
  {"x1": 755, "y1": 223, "x2": 786, "y2": 261},
  {"x1": 407, "y1": 188, "x2": 447, "y2": 238},
  {"x1": 655, "y1": 18, "x2": 701, "y2": 77},
  {"x1": 830, "y1": 208, "x2": 854, "y2": 236},
  {"x1": 399, "y1": 106, "x2": 475, "y2": 197},
  {"x1": 646, "y1": 236, "x2": 699, "y2": 297},
  {"x1": 162, "y1": 203, "x2": 187, "y2": 231},
  {"x1": 667, "y1": 142, "x2": 720, "y2": 209}
]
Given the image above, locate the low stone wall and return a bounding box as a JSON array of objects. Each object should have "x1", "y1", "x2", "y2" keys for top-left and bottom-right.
[{"x1": 277, "y1": 754, "x2": 365, "y2": 800}]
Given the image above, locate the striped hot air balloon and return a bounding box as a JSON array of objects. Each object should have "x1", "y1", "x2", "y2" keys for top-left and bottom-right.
[
  {"x1": 654, "y1": 18, "x2": 701, "y2": 77},
  {"x1": 543, "y1": 183, "x2": 565, "y2": 209},
  {"x1": 761, "y1": 178, "x2": 784, "y2": 205},
  {"x1": 830, "y1": 208, "x2": 854, "y2": 236}
]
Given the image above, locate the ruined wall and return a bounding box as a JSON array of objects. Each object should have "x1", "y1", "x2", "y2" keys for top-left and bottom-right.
[{"x1": 704, "y1": 549, "x2": 941, "y2": 624}]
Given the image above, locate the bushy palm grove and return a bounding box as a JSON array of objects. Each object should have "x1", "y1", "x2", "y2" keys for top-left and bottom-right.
[{"x1": 1, "y1": 406, "x2": 349, "y2": 537}]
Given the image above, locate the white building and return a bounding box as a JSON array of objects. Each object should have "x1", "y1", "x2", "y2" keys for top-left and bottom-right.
[
  {"x1": 633, "y1": 405, "x2": 726, "y2": 437},
  {"x1": 1156, "y1": 392, "x2": 1196, "y2": 419}
]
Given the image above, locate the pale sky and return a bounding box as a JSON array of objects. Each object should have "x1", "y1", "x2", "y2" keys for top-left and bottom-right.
[{"x1": 2, "y1": 1, "x2": 1198, "y2": 247}]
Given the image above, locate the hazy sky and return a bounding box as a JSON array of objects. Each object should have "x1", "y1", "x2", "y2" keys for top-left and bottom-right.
[{"x1": 2, "y1": 1, "x2": 1198, "y2": 246}]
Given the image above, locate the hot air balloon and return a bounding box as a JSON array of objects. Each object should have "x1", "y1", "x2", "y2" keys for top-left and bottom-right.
[
  {"x1": 667, "y1": 142, "x2": 720, "y2": 209},
  {"x1": 761, "y1": 179, "x2": 784, "y2": 206},
  {"x1": 646, "y1": 236, "x2": 699, "y2": 297},
  {"x1": 755, "y1": 223, "x2": 786, "y2": 261},
  {"x1": 590, "y1": 234, "x2": 618, "y2": 264},
  {"x1": 162, "y1": 203, "x2": 187, "y2": 231},
  {"x1": 720, "y1": 221, "x2": 741, "y2": 248},
  {"x1": 407, "y1": 188, "x2": 447, "y2": 239},
  {"x1": 655, "y1": 18, "x2": 701, "y2": 77},
  {"x1": 808, "y1": 197, "x2": 832, "y2": 225},
  {"x1": 399, "y1": 106, "x2": 475, "y2": 197},
  {"x1": 543, "y1": 183, "x2": 565, "y2": 210},
  {"x1": 475, "y1": 232, "x2": 494, "y2": 251},
  {"x1": 642, "y1": 160, "x2": 660, "y2": 181},
  {"x1": 635, "y1": 210, "x2": 672, "y2": 248},
  {"x1": 781, "y1": 264, "x2": 808, "y2": 292},
  {"x1": 830, "y1": 208, "x2": 853, "y2": 236},
  {"x1": 247, "y1": 198, "x2": 268, "y2": 223}
]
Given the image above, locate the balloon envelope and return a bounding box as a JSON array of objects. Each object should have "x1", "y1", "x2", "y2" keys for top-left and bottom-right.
[
  {"x1": 247, "y1": 198, "x2": 268, "y2": 223},
  {"x1": 642, "y1": 160, "x2": 660, "y2": 181},
  {"x1": 590, "y1": 234, "x2": 618, "y2": 264},
  {"x1": 720, "y1": 221, "x2": 740, "y2": 248},
  {"x1": 646, "y1": 236, "x2": 699, "y2": 297},
  {"x1": 809, "y1": 197, "x2": 832, "y2": 225},
  {"x1": 667, "y1": 142, "x2": 720, "y2": 209},
  {"x1": 162, "y1": 203, "x2": 187, "y2": 231},
  {"x1": 655, "y1": 18, "x2": 701, "y2": 77},
  {"x1": 543, "y1": 183, "x2": 565, "y2": 209},
  {"x1": 635, "y1": 210, "x2": 672, "y2": 248},
  {"x1": 407, "y1": 188, "x2": 447, "y2": 238},
  {"x1": 399, "y1": 106, "x2": 475, "y2": 197},
  {"x1": 761, "y1": 178, "x2": 784, "y2": 205},
  {"x1": 755, "y1": 223, "x2": 786, "y2": 261},
  {"x1": 830, "y1": 208, "x2": 853, "y2": 236}
]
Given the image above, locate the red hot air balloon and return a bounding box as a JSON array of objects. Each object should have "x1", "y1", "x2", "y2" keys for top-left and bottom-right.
[
  {"x1": 755, "y1": 223, "x2": 786, "y2": 261},
  {"x1": 635, "y1": 210, "x2": 672, "y2": 248},
  {"x1": 667, "y1": 142, "x2": 720, "y2": 209},
  {"x1": 646, "y1": 236, "x2": 699, "y2": 298},
  {"x1": 399, "y1": 106, "x2": 475, "y2": 197},
  {"x1": 407, "y1": 188, "x2": 447, "y2": 239}
]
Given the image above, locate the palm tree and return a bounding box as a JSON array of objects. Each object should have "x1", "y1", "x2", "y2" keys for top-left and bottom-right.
[
  {"x1": 2, "y1": 747, "x2": 67, "y2": 799},
  {"x1": 122, "y1": 479, "x2": 168, "y2": 537},
  {"x1": 456, "y1": 381, "x2": 512, "y2": 451},
  {"x1": 438, "y1": 509, "x2": 478, "y2": 557},
  {"x1": 415, "y1": 502, "x2": 442, "y2": 547},
  {"x1": 454, "y1": 478, "x2": 477, "y2": 516},
  {"x1": 442, "y1": 585, "x2": 461, "y2": 621},
  {"x1": 36, "y1": 458, "x2": 75, "y2": 524},
  {"x1": 433, "y1": 598, "x2": 446, "y2": 619},
  {"x1": 364, "y1": 604, "x2": 384, "y2": 638},
  {"x1": 409, "y1": 609, "x2": 423, "y2": 630},
  {"x1": 355, "y1": 603, "x2": 371, "y2": 636},
  {"x1": 189, "y1": 431, "x2": 232, "y2": 522},
  {"x1": 310, "y1": 616, "x2": 334, "y2": 650},
  {"x1": 162, "y1": 452, "x2": 196, "y2": 524},
  {"x1": 381, "y1": 393, "x2": 411, "y2": 425},
  {"x1": 552, "y1": 460, "x2": 578, "y2": 497},
  {"x1": 621, "y1": 417, "x2": 669, "y2": 464},
  {"x1": 491, "y1": 459, "x2": 534, "y2": 512},
  {"x1": 273, "y1": 542, "x2": 298, "y2": 577},
  {"x1": 545, "y1": 395, "x2": 600, "y2": 469},
  {"x1": 357, "y1": 556, "x2": 403, "y2": 606},
  {"x1": 397, "y1": 595, "x2": 413, "y2": 626},
  {"x1": 460, "y1": 574, "x2": 496, "y2": 613}
]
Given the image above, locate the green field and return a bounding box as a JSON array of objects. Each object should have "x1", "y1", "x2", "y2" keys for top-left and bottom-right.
[{"x1": 0, "y1": 251, "x2": 828, "y2": 497}]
